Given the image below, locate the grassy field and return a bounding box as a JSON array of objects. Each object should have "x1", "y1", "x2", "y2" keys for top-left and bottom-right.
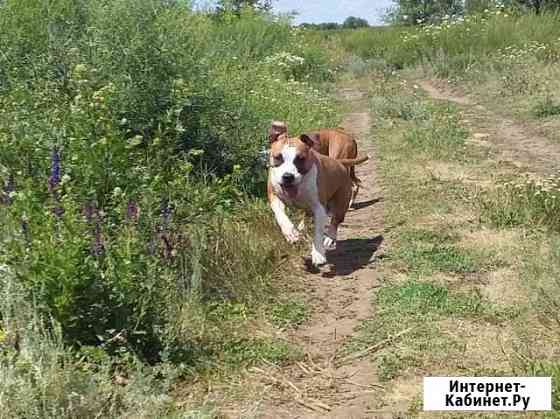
[
  {"x1": 335, "y1": 9, "x2": 560, "y2": 415},
  {"x1": 351, "y1": 70, "x2": 560, "y2": 414},
  {"x1": 1, "y1": 1, "x2": 560, "y2": 417}
]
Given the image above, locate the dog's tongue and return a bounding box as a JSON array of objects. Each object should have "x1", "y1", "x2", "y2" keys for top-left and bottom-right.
[{"x1": 283, "y1": 185, "x2": 298, "y2": 199}]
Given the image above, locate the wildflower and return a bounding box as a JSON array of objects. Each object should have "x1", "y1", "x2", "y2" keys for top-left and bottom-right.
[
  {"x1": 1, "y1": 174, "x2": 15, "y2": 205},
  {"x1": 21, "y1": 215, "x2": 31, "y2": 245},
  {"x1": 126, "y1": 200, "x2": 139, "y2": 223},
  {"x1": 52, "y1": 206, "x2": 65, "y2": 217},
  {"x1": 48, "y1": 148, "x2": 61, "y2": 193},
  {"x1": 92, "y1": 209, "x2": 104, "y2": 257},
  {"x1": 83, "y1": 202, "x2": 96, "y2": 224},
  {"x1": 160, "y1": 200, "x2": 172, "y2": 227}
]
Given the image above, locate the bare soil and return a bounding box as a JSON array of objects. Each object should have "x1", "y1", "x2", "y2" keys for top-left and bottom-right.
[
  {"x1": 251, "y1": 83, "x2": 386, "y2": 419},
  {"x1": 419, "y1": 80, "x2": 560, "y2": 177}
]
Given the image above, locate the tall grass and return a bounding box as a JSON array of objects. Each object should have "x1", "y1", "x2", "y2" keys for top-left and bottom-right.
[
  {"x1": 0, "y1": 0, "x2": 340, "y2": 413},
  {"x1": 339, "y1": 11, "x2": 560, "y2": 74}
]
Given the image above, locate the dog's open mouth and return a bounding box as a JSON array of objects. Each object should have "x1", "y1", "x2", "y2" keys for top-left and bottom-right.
[{"x1": 281, "y1": 184, "x2": 298, "y2": 199}]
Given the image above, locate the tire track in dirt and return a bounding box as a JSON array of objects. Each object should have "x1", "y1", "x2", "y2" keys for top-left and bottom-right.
[
  {"x1": 418, "y1": 80, "x2": 560, "y2": 177},
  {"x1": 254, "y1": 84, "x2": 386, "y2": 419}
]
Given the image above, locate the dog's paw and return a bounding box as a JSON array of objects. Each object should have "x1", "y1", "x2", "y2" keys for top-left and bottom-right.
[
  {"x1": 311, "y1": 249, "x2": 327, "y2": 266},
  {"x1": 283, "y1": 227, "x2": 300, "y2": 243},
  {"x1": 323, "y1": 236, "x2": 337, "y2": 250}
]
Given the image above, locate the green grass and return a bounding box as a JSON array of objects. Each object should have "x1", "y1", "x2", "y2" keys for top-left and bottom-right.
[
  {"x1": 403, "y1": 104, "x2": 468, "y2": 158},
  {"x1": 354, "y1": 72, "x2": 525, "y2": 390},
  {"x1": 269, "y1": 300, "x2": 309, "y2": 329},
  {"x1": 377, "y1": 280, "x2": 484, "y2": 317},
  {"x1": 533, "y1": 95, "x2": 560, "y2": 118},
  {"x1": 395, "y1": 241, "x2": 478, "y2": 274},
  {"x1": 339, "y1": 11, "x2": 560, "y2": 75},
  {"x1": 347, "y1": 278, "x2": 510, "y2": 382},
  {"x1": 479, "y1": 176, "x2": 560, "y2": 233},
  {"x1": 391, "y1": 226, "x2": 509, "y2": 276}
]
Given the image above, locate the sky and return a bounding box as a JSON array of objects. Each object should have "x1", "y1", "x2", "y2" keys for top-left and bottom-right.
[
  {"x1": 196, "y1": 1, "x2": 394, "y2": 26},
  {"x1": 272, "y1": 0, "x2": 394, "y2": 25}
]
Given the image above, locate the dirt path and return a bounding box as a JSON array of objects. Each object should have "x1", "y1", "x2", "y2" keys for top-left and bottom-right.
[
  {"x1": 254, "y1": 83, "x2": 385, "y2": 418},
  {"x1": 418, "y1": 80, "x2": 560, "y2": 177}
]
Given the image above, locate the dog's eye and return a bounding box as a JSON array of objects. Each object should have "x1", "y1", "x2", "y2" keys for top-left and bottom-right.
[
  {"x1": 272, "y1": 155, "x2": 283, "y2": 166},
  {"x1": 294, "y1": 155, "x2": 305, "y2": 164}
]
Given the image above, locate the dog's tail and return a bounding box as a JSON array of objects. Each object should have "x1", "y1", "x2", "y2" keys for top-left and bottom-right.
[
  {"x1": 349, "y1": 166, "x2": 361, "y2": 185},
  {"x1": 336, "y1": 154, "x2": 369, "y2": 167}
]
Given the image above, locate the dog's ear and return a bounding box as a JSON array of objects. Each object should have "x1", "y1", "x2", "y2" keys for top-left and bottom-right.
[
  {"x1": 299, "y1": 133, "x2": 316, "y2": 149},
  {"x1": 299, "y1": 133, "x2": 320, "y2": 149},
  {"x1": 268, "y1": 121, "x2": 287, "y2": 143}
]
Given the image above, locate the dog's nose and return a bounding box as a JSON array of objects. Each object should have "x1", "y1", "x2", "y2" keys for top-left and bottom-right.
[{"x1": 282, "y1": 173, "x2": 295, "y2": 185}]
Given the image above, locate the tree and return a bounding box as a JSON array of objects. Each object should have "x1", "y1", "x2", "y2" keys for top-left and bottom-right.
[
  {"x1": 515, "y1": 0, "x2": 560, "y2": 13},
  {"x1": 342, "y1": 16, "x2": 369, "y2": 29},
  {"x1": 385, "y1": 0, "x2": 464, "y2": 25},
  {"x1": 216, "y1": 0, "x2": 273, "y2": 14}
]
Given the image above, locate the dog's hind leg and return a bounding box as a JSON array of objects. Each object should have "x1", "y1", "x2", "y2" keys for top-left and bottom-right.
[{"x1": 348, "y1": 166, "x2": 361, "y2": 208}]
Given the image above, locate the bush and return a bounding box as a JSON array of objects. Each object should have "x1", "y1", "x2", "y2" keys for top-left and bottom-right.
[{"x1": 0, "y1": 0, "x2": 340, "y2": 364}]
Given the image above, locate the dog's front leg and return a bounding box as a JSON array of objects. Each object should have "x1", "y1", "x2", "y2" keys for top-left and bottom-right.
[
  {"x1": 270, "y1": 197, "x2": 299, "y2": 243},
  {"x1": 311, "y1": 204, "x2": 328, "y2": 266}
]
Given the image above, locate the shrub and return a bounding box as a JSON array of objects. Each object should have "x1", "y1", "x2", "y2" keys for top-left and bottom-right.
[{"x1": 0, "y1": 0, "x2": 339, "y2": 363}]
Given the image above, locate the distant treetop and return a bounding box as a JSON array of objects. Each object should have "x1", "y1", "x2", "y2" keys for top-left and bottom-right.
[{"x1": 299, "y1": 16, "x2": 370, "y2": 30}]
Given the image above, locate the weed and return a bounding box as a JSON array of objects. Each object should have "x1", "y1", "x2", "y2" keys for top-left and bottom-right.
[
  {"x1": 378, "y1": 280, "x2": 484, "y2": 317},
  {"x1": 393, "y1": 229, "x2": 478, "y2": 274},
  {"x1": 270, "y1": 300, "x2": 308, "y2": 329},
  {"x1": 480, "y1": 176, "x2": 560, "y2": 233},
  {"x1": 533, "y1": 95, "x2": 560, "y2": 118},
  {"x1": 403, "y1": 104, "x2": 468, "y2": 157}
]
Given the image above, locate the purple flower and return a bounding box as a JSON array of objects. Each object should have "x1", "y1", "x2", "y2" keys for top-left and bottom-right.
[
  {"x1": 160, "y1": 200, "x2": 172, "y2": 227},
  {"x1": 48, "y1": 148, "x2": 61, "y2": 193},
  {"x1": 52, "y1": 206, "x2": 65, "y2": 217},
  {"x1": 92, "y1": 216, "x2": 104, "y2": 257},
  {"x1": 83, "y1": 202, "x2": 96, "y2": 224},
  {"x1": 1, "y1": 174, "x2": 14, "y2": 205},
  {"x1": 126, "y1": 200, "x2": 139, "y2": 223}
]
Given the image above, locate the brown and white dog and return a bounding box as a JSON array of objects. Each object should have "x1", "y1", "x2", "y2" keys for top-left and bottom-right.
[
  {"x1": 267, "y1": 131, "x2": 367, "y2": 266},
  {"x1": 269, "y1": 121, "x2": 367, "y2": 207}
]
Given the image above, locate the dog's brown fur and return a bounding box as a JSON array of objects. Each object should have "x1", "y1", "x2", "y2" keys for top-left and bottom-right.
[
  {"x1": 269, "y1": 122, "x2": 366, "y2": 207},
  {"x1": 303, "y1": 128, "x2": 365, "y2": 204}
]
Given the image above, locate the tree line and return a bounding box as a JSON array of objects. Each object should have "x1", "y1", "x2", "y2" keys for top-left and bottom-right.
[
  {"x1": 386, "y1": 0, "x2": 560, "y2": 25},
  {"x1": 212, "y1": 0, "x2": 560, "y2": 28}
]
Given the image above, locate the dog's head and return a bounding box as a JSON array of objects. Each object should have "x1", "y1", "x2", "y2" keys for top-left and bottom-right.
[{"x1": 269, "y1": 132, "x2": 316, "y2": 199}]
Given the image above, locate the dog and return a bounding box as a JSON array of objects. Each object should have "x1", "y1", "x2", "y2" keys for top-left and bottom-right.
[
  {"x1": 267, "y1": 131, "x2": 368, "y2": 266},
  {"x1": 269, "y1": 121, "x2": 366, "y2": 208}
]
